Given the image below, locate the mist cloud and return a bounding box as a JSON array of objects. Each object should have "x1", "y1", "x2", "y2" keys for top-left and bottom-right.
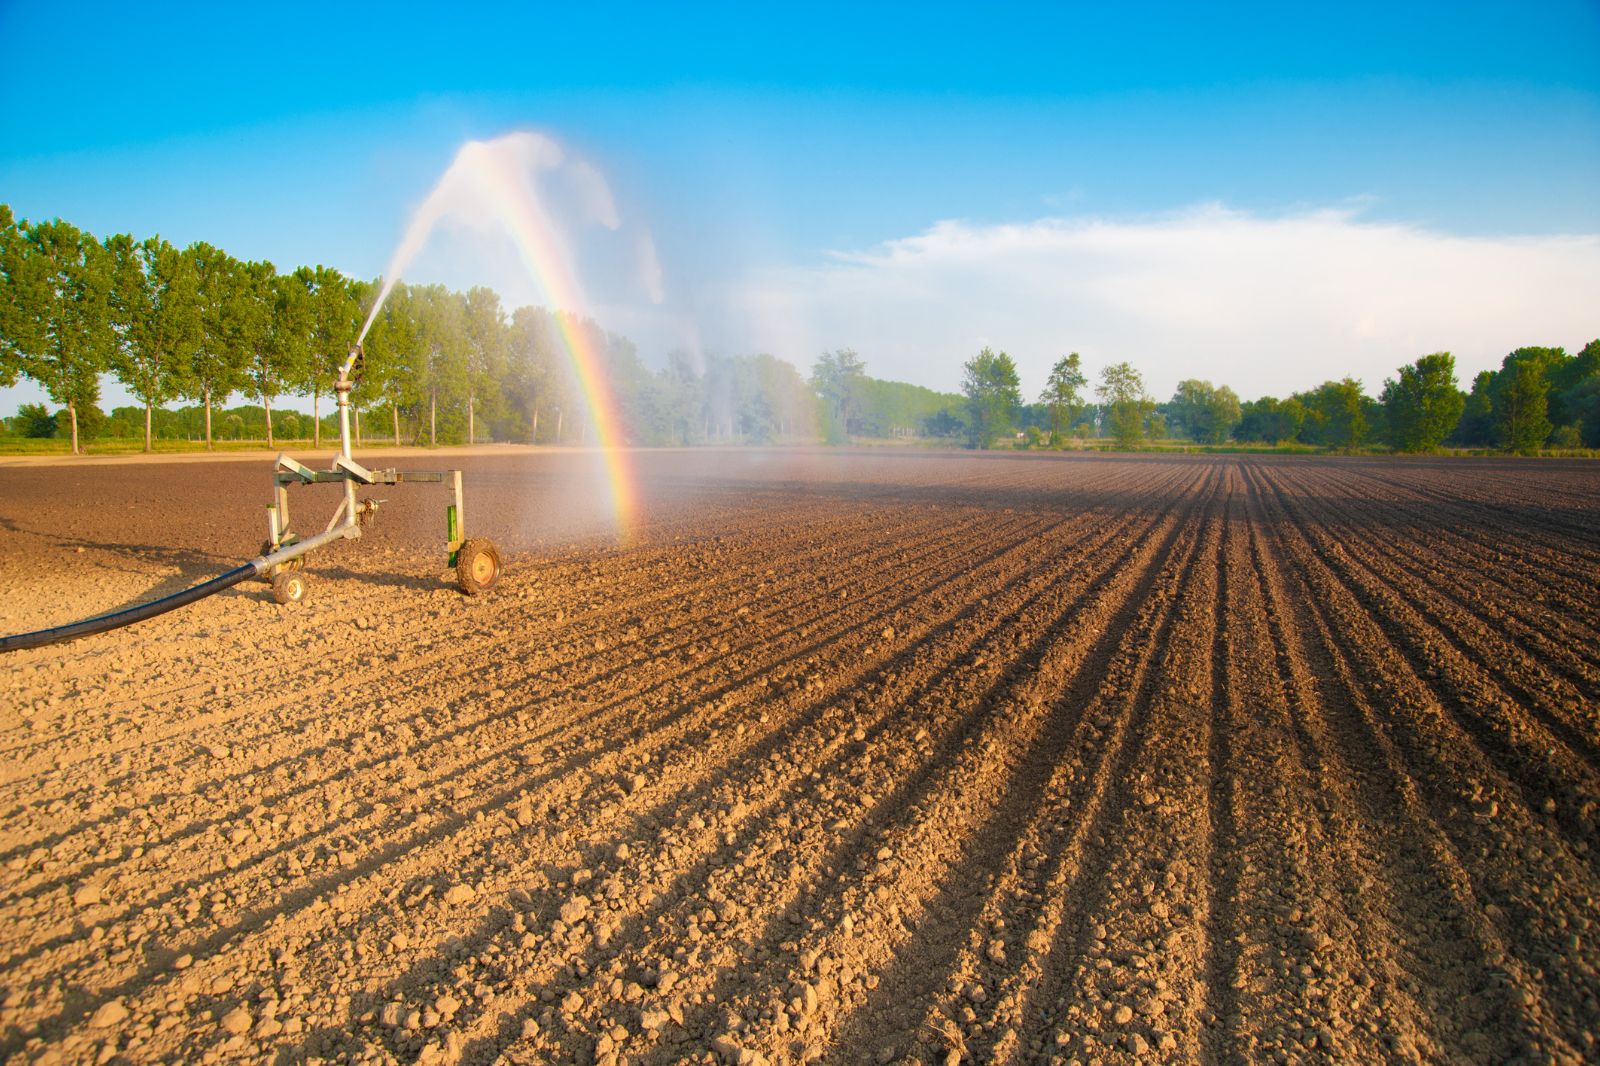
[{"x1": 718, "y1": 205, "x2": 1600, "y2": 398}]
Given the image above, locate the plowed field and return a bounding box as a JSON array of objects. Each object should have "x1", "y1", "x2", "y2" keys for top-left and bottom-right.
[{"x1": 1, "y1": 449, "x2": 1597, "y2": 1066}]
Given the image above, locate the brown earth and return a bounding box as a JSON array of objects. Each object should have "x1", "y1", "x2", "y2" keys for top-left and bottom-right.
[{"x1": 0, "y1": 448, "x2": 1596, "y2": 1066}]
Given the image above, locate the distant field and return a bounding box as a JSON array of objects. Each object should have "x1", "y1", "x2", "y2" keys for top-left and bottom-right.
[{"x1": 1, "y1": 449, "x2": 1596, "y2": 1065}]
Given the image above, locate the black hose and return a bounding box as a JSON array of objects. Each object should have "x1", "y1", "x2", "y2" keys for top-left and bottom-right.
[{"x1": 0, "y1": 563, "x2": 259, "y2": 653}]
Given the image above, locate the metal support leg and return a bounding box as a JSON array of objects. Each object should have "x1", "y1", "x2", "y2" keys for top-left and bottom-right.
[
  {"x1": 274, "y1": 484, "x2": 290, "y2": 547},
  {"x1": 447, "y1": 470, "x2": 464, "y2": 566},
  {"x1": 453, "y1": 470, "x2": 464, "y2": 539}
]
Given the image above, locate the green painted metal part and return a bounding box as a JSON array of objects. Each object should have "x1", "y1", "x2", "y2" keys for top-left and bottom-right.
[{"x1": 446, "y1": 504, "x2": 459, "y2": 566}]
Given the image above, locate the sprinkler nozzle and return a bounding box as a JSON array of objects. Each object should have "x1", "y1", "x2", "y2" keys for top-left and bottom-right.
[{"x1": 338, "y1": 344, "x2": 365, "y2": 390}]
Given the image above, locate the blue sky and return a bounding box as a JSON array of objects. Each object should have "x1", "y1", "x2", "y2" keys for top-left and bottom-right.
[{"x1": 2, "y1": 1, "x2": 1598, "y2": 409}]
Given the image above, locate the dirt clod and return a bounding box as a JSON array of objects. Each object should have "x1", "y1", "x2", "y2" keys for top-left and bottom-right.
[
  {"x1": 219, "y1": 1006, "x2": 252, "y2": 1035},
  {"x1": 87, "y1": 1000, "x2": 127, "y2": 1029}
]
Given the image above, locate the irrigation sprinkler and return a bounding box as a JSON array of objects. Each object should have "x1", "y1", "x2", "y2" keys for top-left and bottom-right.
[{"x1": 0, "y1": 345, "x2": 502, "y2": 653}]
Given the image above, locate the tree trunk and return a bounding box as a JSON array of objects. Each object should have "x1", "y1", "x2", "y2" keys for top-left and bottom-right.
[
  {"x1": 392, "y1": 400, "x2": 400, "y2": 447},
  {"x1": 353, "y1": 405, "x2": 361, "y2": 448},
  {"x1": 68, "y1": 401, "x2": 80, "y2": 455},
  {"x1": 468, "y1": 393, "x2": 475, "y2": 445},
  {"x1": 555, "y1": 409, "x2": 563, "y2": 443},
  {"x1": 313, "y1": 390, "x2": 321, "y2": 449},
  {"x1": 429, "y1": 389, "x2": 436, "y2": 447},
  {"x1": 204, "y1": 387, "x2": 213, "y2": 449},
  {"x1": 144, "y1": 401, "x2": 153, "y2": 453},
  {"x1": 263, "y1": 391, "x2": 274, "y2": 448},
  {"x1": 531, "y1": 407, "x2": 539, "y2": 442}
]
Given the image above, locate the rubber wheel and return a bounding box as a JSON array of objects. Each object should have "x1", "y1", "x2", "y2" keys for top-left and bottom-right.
[
  {"x1": 456, "y1": 538, "x2": 501, "y2": 595},
  {"x1": 260, "y1": 537, "x2": 304, "y2": 573},
  {"x1": 271, "y1": 571, "x2": 308, "y2": 605}
]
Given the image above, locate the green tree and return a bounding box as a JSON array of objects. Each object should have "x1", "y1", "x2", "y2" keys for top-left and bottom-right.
[
  {"x1": 1234, "y1": 396, "x2": 1305, "y2": 445},
  {"x1": 505, "y1": 305, "x2": 568, "y2": 443},
  {"x1": 297, "y1": 266, "x2": 362, "y2": 449},
  {"x1": 1493, "y1": 354, "x2": 1553, "y2": 454},
  {"x1": 810, "y1": 348, "x2": 866, "y2": 442},
  {"x1": 1505, "y1": 346, "x2": 1574, "y2": 429},
  {"x1": 1039, "y1": 352, "x2": 1087, "y2": 443},
  {"x1": 0, "y1": 204, "x2": 28, "y2": 388},
  {"x1": 854, "y1": 375, "x2": 961, "y2": 440},
  {"x1": 748, "y1": 352, "x2": 814, "y2": 441},
  {"x1": 7, "y1": 219, "x2": 113, "y2": 453},
  {"x1": 922, "y1": 408, "x2": 964, "y2": 438},
  {"x1": 361, "y1": 282, "x2": 420, "y2": 445},
  {"x1": 106, "y1": 234, "x2": 201, "y2": 451},
  {"x1": 1097, "y1": 361, "x2": 1153, "y2": 449},
  {"x1": 412, "y1": 284, "x2": 469, "y2": 446},
  {"x1": 961, "y1": 347, "x2": 1022, "y2": 448},
  {"x1": 184, "y1": 242, "x2": 248, "y2": 448},
  {"x1": 1169, "y1": 379, "x2": 1242, "y2": 444},
  {"x1": 1451, "y1": 370, "x2": 1495, "y2": 447},
  {"x1": 1380, "y1": 352, "x2": 1465, "y2": 452},
  {"x1": 232, "y1": 260, "x2": 303, "y2": 447},
  {"x1": 1549, "y1": 338, "x2": 1599, "y2": 442},
  {"x1": 13, "y1": 401, "x2": 56, "y2": 437},
  {"x1": 462, "y1": 286, "x2": 507, "y2": 444},
  {"x1": 1296, "y1": 379, "x2": 1367, "y2": 449}
]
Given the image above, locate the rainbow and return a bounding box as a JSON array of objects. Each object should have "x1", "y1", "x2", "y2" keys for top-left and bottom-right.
[{"x1": 456, "y1": 142, "x2": 639, "y2": 538}]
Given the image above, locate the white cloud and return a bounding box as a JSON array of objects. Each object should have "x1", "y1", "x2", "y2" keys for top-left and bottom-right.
[{"x1": 712, "y1": 205, "x2": 1600, "y2": 398}]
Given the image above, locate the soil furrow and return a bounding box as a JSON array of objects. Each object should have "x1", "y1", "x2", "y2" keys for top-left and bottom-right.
[
  {"x1": 1254, "y1": 462, "x2": 1597, "y2": 1060},
  {"x1": 3, "y1": 450, "x2": 1595, "y2": 1066},
  {"x1": 1261, "y1": 465, "x2": 1600, "y2": 849}
]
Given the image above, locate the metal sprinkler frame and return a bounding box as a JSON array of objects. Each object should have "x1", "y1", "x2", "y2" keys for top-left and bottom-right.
[
  {"x1": 258, "y1": 345, "x2": 502, "y2": 604},
  {"x1": 0, "y1": 344, "x2": 502, "y2": 653}
]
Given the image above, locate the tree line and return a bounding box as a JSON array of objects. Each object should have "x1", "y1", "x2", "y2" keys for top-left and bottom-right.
[
  {"x1": 2, "y1": 205, "x2": 1594, "y2": 455},
  {"x1": 0, "y1": 205, "x2": 827, "y2": 452},
  {"x1": 954, "y1": 344, "x2": 1599, "y2": 453}
]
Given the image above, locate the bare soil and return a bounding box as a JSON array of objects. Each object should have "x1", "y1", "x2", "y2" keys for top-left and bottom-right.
[{"x1": 0, "y1": 449, "x2": 1596, "y2": 1066}]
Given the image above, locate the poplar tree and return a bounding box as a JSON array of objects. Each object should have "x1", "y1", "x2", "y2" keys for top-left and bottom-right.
[
  {"x1": 185, "y1": 242, "x2": 248, "y2": 448},
  {"x1": 361, "y1": 282, "x2": 419, "y2": 445},
  {"x1": 1098, "y1": 361, "x2": 1154, "y2": 449},
  {"x1": 507, "y1": 305, "x2": 559, "y2": 442},
  {"x1": 412, "y1": 284, "x2": 468, "y2": 446},
  {"x1": 0, "y1": 205, "x2": 26, "y2": 388},
  {"x1": 106, "y1": 235, "x2": 200, "y2": 451},
  {"x1": 9, "y1": 219, "x2": 113, "y2": 454},
  {"x1": 1040, "y1": 352, "x2": 1087, "y2": 441},
  {"x1": 233, "y1": 260, "x2": 311, "y2": 448},
  {"x1": 295, "y1": 266, "x2": 362, "y2": 449},
  {"x1": 811, "y1": 348, "x2": 866, "y2": 442},
  {"x1": 462, "y1": 286, "x2": 507, "y2": 445},
  {"x1": 961, "y1": 347, "x2": 1022, "y2": 448},
  {"x1": 1494, "y1": 355, "x2": 1553, "y2": 454}
]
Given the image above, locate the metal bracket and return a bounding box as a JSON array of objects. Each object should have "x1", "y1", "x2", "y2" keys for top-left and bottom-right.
[
  {"x1": 275, "y1": 453, "x2": 319, "y2": 484},
  {"x1": 333, "y1": 455, "x2": 377, "y2": 485}
]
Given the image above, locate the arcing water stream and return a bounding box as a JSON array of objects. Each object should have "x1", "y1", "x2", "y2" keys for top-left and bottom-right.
[
  {"x1": 356, "y1": 132, "x2": 666, "y2": 533},
  {"x1": 358, "y1": 131, "x2": 661, "y2": 343}
]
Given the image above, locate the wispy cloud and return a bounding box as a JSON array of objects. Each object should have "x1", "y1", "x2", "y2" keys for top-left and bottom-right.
[{"x1": 716, "y1": 205, "x2": 1600, "y2": 398}]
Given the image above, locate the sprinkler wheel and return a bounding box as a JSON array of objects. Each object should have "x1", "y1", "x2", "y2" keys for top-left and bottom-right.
[
  {"x1": 271, "y1": 571, "x2": 309, "y2": 605},
  {"x1": 455, "y1": 538, "x2": 502, "y2": 595}
]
